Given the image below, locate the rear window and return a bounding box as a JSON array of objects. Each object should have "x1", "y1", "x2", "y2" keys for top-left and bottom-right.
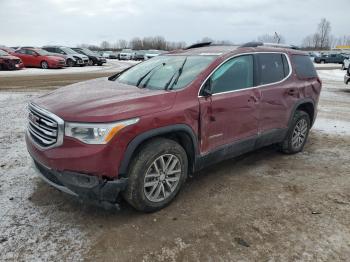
[
  {"x1": 257, "y1": 53, "x2": 289, "y2": 85},
  {"x1": 292, "y1": 55, "x2": 317, "y2": 79}
]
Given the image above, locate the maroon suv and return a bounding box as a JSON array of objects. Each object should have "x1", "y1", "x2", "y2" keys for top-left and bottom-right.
[{"x1": 26, "y1": 43, "x2": 322, "y2": 212}]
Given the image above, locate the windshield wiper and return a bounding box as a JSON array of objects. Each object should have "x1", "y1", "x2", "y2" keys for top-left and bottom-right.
[
  {"x1": 136, "y1": 63, "x2": 165, "y2": 88},
  {"x1": 165, "y1": 57, "x2": 187, "y2": 90}
]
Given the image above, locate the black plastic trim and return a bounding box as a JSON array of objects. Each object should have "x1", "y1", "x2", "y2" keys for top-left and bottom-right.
[
  {"x1": 288, "y1": 99, "x2": 316, "y2": 126},
  {"x1": 118, "y1": 124, "x2": 199, "y2": 176}
]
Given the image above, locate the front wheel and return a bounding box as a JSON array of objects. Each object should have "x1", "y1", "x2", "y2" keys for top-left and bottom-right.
[
  {"x1": 320, "y1": 60, "x2": 325, "y2": 64},
  {"x1": 123, "y1": 138, "x2": 188, "y2": 212},
  {"x1": 279, "y1": 110, "x2": 310, "y2": 154},
  {"x1": 66, "y1": 59, "x2": 74, "y2": 67},
  {"x1": 88, "y1": 59, "x2": 93, "y2": 66},
  {"x1": 41, "y1": 61, "x2": 49, "y2": 69}
]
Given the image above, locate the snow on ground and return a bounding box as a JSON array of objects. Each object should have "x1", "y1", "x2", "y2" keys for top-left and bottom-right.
[
  {"x1": 0, "y1": 59, "x2": 138, "y2": 77},
  {"x1": 317, "y1": 69, "x2": 347, "y2": 82},
  {"x1": 314, "y1": 63, "x2": 342, "y2": 69},
  {"x1": 0, "y1": 69, "x2": 349, "y2": 260},
  {"x1": 0, "y1": 93, "x2": 90, "y2": 261}
]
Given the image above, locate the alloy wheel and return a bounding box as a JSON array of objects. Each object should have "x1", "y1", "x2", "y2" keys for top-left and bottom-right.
[
  {"x1": 143, "y1": 154, "x2": 181, "y2": 203},
  {"x1": 291, "y1": 119, "x2": 308, "y2": 149}
]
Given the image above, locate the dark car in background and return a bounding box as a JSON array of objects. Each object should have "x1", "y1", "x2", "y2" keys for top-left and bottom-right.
[
  {"x1": 314, "y1": 53, "x2": 347, "y2": 64},
  {"x1": 134, "y1": 50, "x2": 146, "y2": 61},
  {"x1": 14, "y1": 48, "x2": 65, "y2": 69},
  {"x1": 42, "y1": 46, "x2": 89, "y2": 67},
  {"x1": 0, "y1": 49, "x2": 24, "y2": 70},
  {"x1": 72, "y1": 48, "x2": 106, "y2": 66}
]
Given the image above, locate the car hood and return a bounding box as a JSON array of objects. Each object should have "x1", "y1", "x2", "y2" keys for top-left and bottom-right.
[
  {"x1": 72, "y1": 54, "x2": 88, "y2": 59},
  {"x1": 32, "y1": 77, "x2": 177, "y2": 122}
]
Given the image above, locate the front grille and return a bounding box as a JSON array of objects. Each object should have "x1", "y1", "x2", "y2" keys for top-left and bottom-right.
[{"x1": 28, "y1": 103, "x2": 64, "y2": 149}]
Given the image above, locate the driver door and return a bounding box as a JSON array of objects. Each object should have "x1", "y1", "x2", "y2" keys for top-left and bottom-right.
[{"x1": 199, "y1": 54, "x2": 260, "y2": 154}]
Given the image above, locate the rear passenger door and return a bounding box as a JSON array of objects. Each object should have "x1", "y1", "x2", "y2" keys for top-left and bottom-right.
[{"x1": 257, "y1": 53, "x2": 297, "y2": 135}]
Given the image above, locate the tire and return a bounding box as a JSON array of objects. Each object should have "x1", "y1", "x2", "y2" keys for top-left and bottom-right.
[
  {"x1": 279, "y1": 110, "x2": 311, "y2": 154},
  {"x1": 41, "y1": 61, "x2": 49, "y2": 69},
  {"x1": 88, "y1": 59, "x2": 93, "y2": 66},
  {"x1": 66, "y1": 59, "x2": 74, "y2": 67},
  {"x1": 123, "y1": 138, "x2": 188, "y2": 212},
  {"x1": 320, "y1": 60, "x2": 325, "y2": 64},
  {"x1": 342, "y1": 64, "x2": 345, "y2": 70}
]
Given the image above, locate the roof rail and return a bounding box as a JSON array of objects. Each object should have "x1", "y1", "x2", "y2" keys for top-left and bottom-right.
[
  {"x1": 185, "y1": 42, "x2": 212, "y2": 49},
  {"x1": 240, "y1": 42, "x2": 299, "y2": 50}
]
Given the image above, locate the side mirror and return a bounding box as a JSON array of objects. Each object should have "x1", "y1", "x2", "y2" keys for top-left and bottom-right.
[{"x1": 201, "y1": 78, "x2": 213, "y2": 96}]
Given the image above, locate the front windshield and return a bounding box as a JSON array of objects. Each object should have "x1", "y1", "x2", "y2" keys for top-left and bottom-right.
[
  {"x1": 62, "y1": 47, "x2": 79, "y2": 55},
  {"x1": 36, "y1": 49, "x2": 51, "y2": 56},
  {"x1": 117, "y1": 55, "x2": 216, "y2": 90},
  {"x1": 0, "y1": 50, "x2": 9, "y2": 56}
]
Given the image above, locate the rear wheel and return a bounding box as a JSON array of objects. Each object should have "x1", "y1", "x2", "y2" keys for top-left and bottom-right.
[
  {"x1": 280, "y1": 110, "x2": 310, "y2": 154},
  {"x1": 123, "y1": 138, "x2": 188, "y2": 212},
  {"x1": 88, "y1": 59, "x2": 93, "y2": 66},
  {"x1": 320, "y1": 60, "x2": 325, "y2": 64},
  {"x1": 41, "y1": 61, "x2": 49, "y2": 69},
  {"x1": 66, "y1": 59, "x2": 74, "y2": 67}
]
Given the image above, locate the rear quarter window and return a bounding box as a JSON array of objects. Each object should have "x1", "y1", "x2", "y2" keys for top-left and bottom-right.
[{"x1": 292, "y1": 55, "x2": 317, "y2": 79}]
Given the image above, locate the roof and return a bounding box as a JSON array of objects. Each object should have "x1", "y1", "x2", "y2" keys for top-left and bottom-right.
[{"x1": 169, "y1": 45, "x2": 306, "y2": 57}]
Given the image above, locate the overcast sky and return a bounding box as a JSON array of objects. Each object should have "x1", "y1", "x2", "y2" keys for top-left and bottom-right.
[{"x1": 0, "y1": 0, "x2": 348, "y2": 47}]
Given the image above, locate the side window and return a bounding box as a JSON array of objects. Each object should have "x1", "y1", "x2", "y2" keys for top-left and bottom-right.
[
  {"x1": 291, "y1": 55, "x2": 317, "y2": 79},
  {"x1": 211, "y1": 55, "x2": 253, "y2": 94},
  {"x1": 257, "y1": 53, "x2": 285, "y2": 85},
  {"x1": 17, "y1": 49, "x2": 26, "y2": 54},
  {"x1": 26, "y1": 50, "x2": 36, "y2": 56}
]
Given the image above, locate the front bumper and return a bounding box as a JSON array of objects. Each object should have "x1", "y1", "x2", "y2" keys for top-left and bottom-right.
[
  {"x1": 33, "y1": 159, "x2": 128, "y2": 207},
  {"x1": 344, "y1": 74, "x2": 350, "y2": 85}
]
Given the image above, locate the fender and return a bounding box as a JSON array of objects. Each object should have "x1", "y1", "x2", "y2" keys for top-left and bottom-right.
[
  {"x1": 118, "y1": 124, "x2": 199, "y2": 176},
  {"x1": 288, "y1": 98, "x2": 316, "y2": 127}
]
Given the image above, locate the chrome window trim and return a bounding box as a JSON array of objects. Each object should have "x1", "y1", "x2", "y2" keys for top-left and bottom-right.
[
  {"x1": 27, "y1": 102, "x2": 64, "y2": 151},
  {"x1": 198, "y1": 52, "x2": 292, "y2": 97}
]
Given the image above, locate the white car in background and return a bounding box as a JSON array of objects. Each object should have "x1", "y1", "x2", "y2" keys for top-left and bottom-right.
[
  {"x1": 119, "y1": 49, "x2": 135, "y2": 60},
  {"x1": 342, "y1": 58, "x2": 350, "y2": 70}
]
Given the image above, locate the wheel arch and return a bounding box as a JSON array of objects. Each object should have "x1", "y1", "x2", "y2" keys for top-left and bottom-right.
[
  {"x1": 289, "y1": 99, "x2": 315, "y2": 127},
  {"x1": 118, "y1": 124, "x2": 199, "y2": 177}
]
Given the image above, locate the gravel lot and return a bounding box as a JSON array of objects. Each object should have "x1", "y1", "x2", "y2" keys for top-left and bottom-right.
[{"x1": 0, "y1": 67, "x2": 349, "y2": 261}]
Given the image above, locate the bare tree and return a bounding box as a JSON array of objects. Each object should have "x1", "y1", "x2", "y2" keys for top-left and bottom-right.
[
  {"x1": 100, "y1": 41, "x2": 111, "y2": 50},
  {"x1": 317, "y1": 18, "x2": 331, "y2": 49}
]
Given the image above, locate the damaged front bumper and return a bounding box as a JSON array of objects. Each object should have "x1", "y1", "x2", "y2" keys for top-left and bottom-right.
[{"x1": 33, "y1": 160, "x2": 128, "y2": 209}]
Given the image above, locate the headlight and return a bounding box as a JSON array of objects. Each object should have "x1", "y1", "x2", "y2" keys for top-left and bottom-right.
[{"x1": 65, "y1": 118, "x2": 139, "y2": 144}]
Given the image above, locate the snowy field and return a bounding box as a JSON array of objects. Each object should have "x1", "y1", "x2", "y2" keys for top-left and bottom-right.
[{"x1": 0, "y1": 69, "x2": 350, "y2": 261}]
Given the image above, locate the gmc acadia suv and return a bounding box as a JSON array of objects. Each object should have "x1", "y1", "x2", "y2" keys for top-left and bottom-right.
[{"x1": 26, "y1": 43, "x2": 322, "y2": 212}]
